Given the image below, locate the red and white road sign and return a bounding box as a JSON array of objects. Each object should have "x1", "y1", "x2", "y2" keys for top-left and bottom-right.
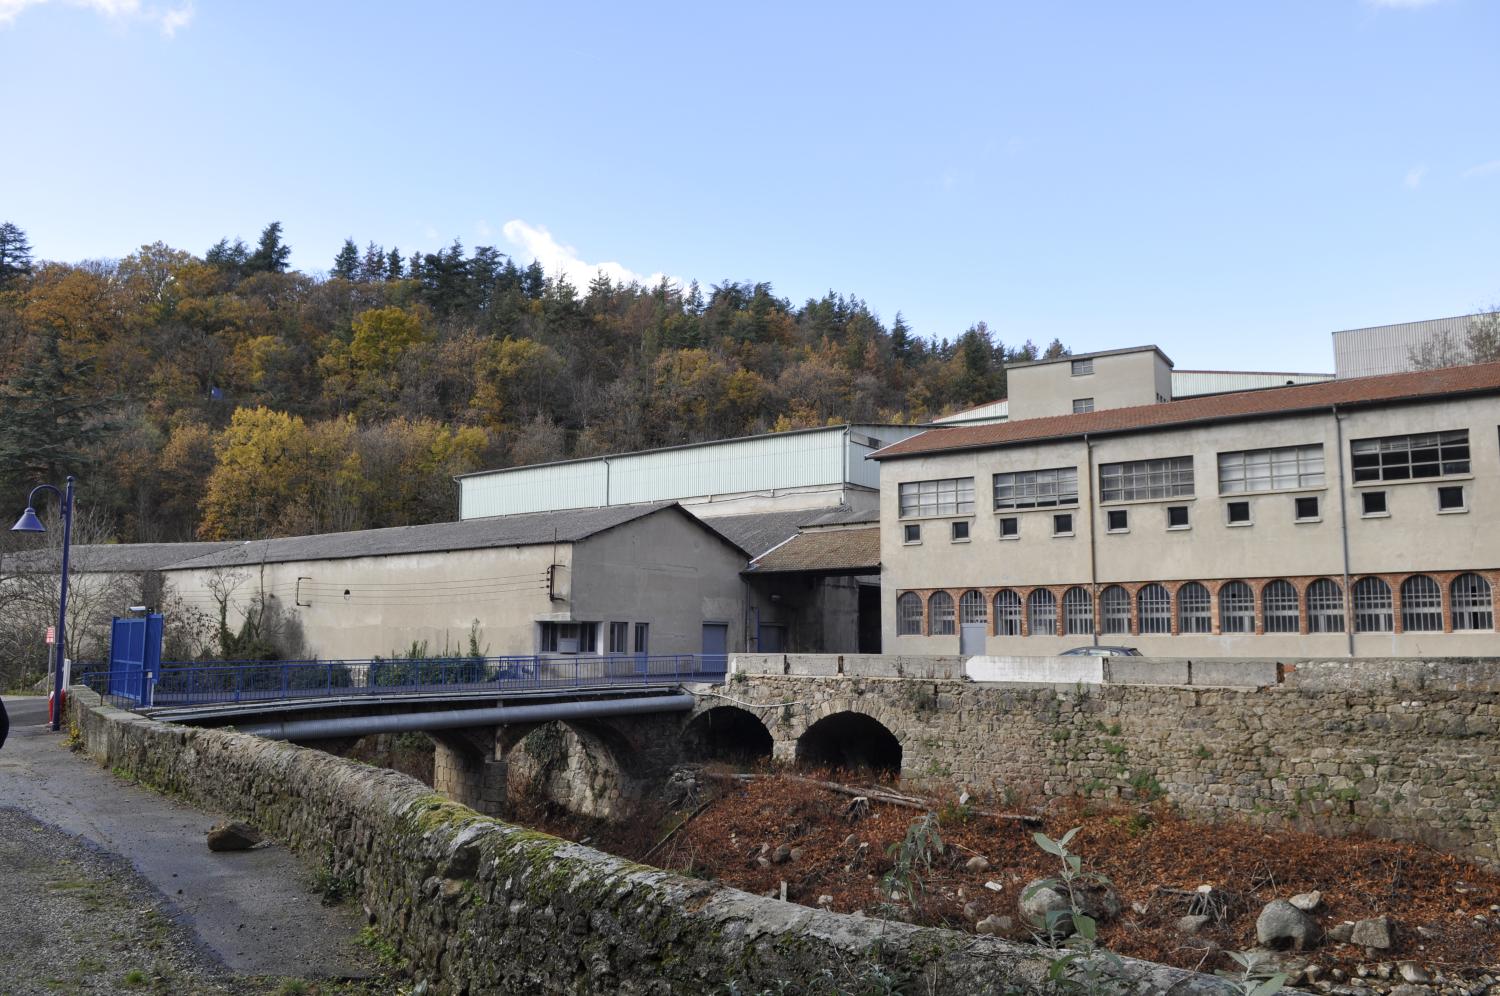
[{"x1": 45, "y1": 626, "x2": 55, "y2": 645}]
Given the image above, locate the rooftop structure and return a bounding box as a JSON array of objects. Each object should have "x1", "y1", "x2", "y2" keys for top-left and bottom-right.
[
  {"x1": 1333, "y1": 313, "x2": 1493, "y2": 379},
  {"x1": 457, "y1": 423, "x2": 925, "y2": 522}
]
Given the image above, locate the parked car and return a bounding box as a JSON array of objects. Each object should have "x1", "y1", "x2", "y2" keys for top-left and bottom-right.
[{"x1": 1059, "y1": 645, "x2": 1142, "y2": 657}]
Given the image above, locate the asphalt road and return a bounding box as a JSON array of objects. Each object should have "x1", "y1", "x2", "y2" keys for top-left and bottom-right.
[{"x1": 0, "y1": 695, "x2": 375, "y2": 980}]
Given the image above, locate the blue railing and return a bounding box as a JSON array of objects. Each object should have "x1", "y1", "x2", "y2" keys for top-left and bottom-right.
[{"x1": 80, "y1": 653, "x2": 726, "y2": 709}]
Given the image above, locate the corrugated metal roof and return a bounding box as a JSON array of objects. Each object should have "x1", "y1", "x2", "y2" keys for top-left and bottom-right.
[
  {"x1": 747, "y1": 526, "x2": 880, "y2": 574},
  {"x1": 5, "y1": 541, "x2": 236, "y2": 574},
  {"x1": 873, "y1": 360, "x2": 1500, "y2": 460},
  {"x1": 695, "y1": 508, "x2": 811, "y2": 558},
  {"x1": 162, "y1": 503, "x2": 742, "y2": 570},
  {"x1": 799, "y1": 506, "x2": 880, "y2": 528},
  {"x1": 1333, "y1": 314, "x2": 1481, "y2": 379},
  {"x1": 1007, "y1": 345, "x2": 1175, "y2": 370}
]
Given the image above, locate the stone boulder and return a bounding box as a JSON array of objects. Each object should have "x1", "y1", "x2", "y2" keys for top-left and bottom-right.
[
  {"x1": 1255, "y1": 899, "x2": 1321, "y2": 951},
  {"x1": 1019, "y1": 878, "x2": 1121, "y2": 937},
  {"x1": 1350, "y1": 915, "x2": 1394, "y2": 950},
  {"x1": 207, "y1": 820, "x2": 263, "y2": 852}
]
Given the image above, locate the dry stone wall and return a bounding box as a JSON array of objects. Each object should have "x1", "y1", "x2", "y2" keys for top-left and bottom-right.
[
  {"x1": 67, "y1": 687, "x2": 1238, "y2": 995},
  {"x1": 735, "y1": 656, "x2": 1500, "y2": 867}
]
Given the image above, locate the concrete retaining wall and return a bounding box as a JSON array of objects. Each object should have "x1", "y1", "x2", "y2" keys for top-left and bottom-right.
[
  {"x1": 67, "y1": 687, "x2": 1236, "y2": 995},
  {"x1": 731, "y1": 652, "x2": 1281, "y2": 687}
]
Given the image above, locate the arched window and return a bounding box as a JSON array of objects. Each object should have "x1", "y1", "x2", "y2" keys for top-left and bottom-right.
[
  {"x1": 1138, "y1": 583, "x2": 1171, "y2": 634},
  {"x1": 896, "y1": 593, "x2": 923, "y2": 636},
  {"x1": 1026, "y1": 589, "x2": 1057, "y2": 636},
  {"x1": 959, "y1": 590, "x2": 987, "y2": 626},
  {"x1": 1100, "y1": 586, "x2": 1131, "y2": 634},
  {"x1": 1452, "y1": 573, "x2": 1494, "y2": 631},
  {"x1": 1263, "y1": 580, "x2": 1299, "y2": 633},
  {"x1": 993, "y1": 590, "x2": 1022, "y2": 636},
  {"x1": 1062, "y1": 587, "x2": 1093, "y2": 636},
  {"x1": 1177, "y1": 582, "x2": 1211, "y2": 634},
  {"x1": 928, "y1": 592, "x2": 955, "y2": 636},
  {"x1": 1219, "y1": 581, "x2": 1255, "y2": 634},
  {"x1": 1353, "y1": 577, "x2": 1393, "y2": 633},
  {"x1": 1400, "y1": 575, "x2": 1442, "y2": 632},
  {"x1": 1307, "y1": 579, "x2": 1345, "y2": 633}
]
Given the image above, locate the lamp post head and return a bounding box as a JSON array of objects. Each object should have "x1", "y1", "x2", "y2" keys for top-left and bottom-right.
[{"x1": 11, "y1": 507, "x2": 46, "y2": 533}]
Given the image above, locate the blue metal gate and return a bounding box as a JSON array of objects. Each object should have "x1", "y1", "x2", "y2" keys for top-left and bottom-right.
[{"x1": 107, "y1": 614, "x2": 163, "y2": 706}]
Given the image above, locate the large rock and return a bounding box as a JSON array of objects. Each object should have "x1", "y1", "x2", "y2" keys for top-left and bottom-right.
[
  {"x1": 1255, "y1": 899, "x2": 1321, "y2": 951},
  {"x1": 1018, "y1": 878, "x2": 1121, "y2": 937},
  {"x1": 206, "y1": 820, "x2": 263, "y2": 852},
  {"x1": 1350, "y1": 915, "x2": 1394, "y2": 950}
]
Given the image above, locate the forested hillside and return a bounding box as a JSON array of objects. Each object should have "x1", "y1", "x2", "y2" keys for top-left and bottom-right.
[{"x1": 0, "y1": 221, "x2": 1065, "y2": 543}]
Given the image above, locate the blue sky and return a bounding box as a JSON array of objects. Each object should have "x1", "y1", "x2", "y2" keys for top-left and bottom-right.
[{"x1": 3, "y1": 0, "x2": 1497, "y2": 373}]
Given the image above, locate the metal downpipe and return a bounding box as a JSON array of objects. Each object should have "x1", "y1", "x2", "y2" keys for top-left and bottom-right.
[{"x1": 234, "y1": 692, "x2": 696, "y2": 741}]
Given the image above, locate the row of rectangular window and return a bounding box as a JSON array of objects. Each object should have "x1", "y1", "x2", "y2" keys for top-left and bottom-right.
[
  {"x1": 540, "y1": 620, "x2": 649, "y2": 654},
  {"x1": 897, "y1": 430, "x2": 1474, "y2": 519},
  {"x1": 905, "y1": 495, "x2": 1325, "y2": 544},
  {"x1": 895, "y1": 574, "x2": 1495, "y2": 636}
]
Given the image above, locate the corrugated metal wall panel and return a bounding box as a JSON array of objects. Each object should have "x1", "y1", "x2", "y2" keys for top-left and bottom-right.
[
  {"x1": 607, "y1": 429, "x2": 842, "y2": 504},
  {"x1": 1171, "y1": 371, "x2": 1332, "y2": 396},
  {"x1": 1333, "y1": 316, "x2": 1476, "y2": 379},
  {"x1": 460, "y1": 460, "x2": 609, "y2": 519}
]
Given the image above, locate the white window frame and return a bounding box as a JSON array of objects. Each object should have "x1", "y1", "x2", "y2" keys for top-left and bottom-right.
[
  {"x1": 1026, "y1": 588, "x2": 1057, "y2": 636},
  {"x1": 1138, "y1": 583, "x2": 1172, "y2": 634},
  {"x1": 1217, "y1": 444, "x2": 1325, "y2": 494},
  {"x1": 994, "y1": 590, "x2": 1023, "y2": 635},
  {"x1": 1100, "y1": 586, "x2": 1131, "y2": 634},
  {"x1": 1099, "y1": 456, "x2": 1194, "y2": 503},
  {"x1": 1452, "y1": 574, "x2": 1494, "y2": 631},
  {"x1": 1307, "y1": 579, "x2": 1345, "y2": 634},
  {"x1": 896, "y1": 593, "x2": 923, "y2": 636},
  {"x1": 992, "y1": 467, "x2": 1078, "y2": 510},
  {"x1": 1071, "y1": 357, "x2": 1094, "y2": 377},
  {"x1": 1219, "y1": 581, "x2": 1255, "y2": 634},
  {"x1": 1062, "y1": 587, "x2": 1093, "y2": 636},
  {"x1": 899, "y1": 477, "x2": 975, "y2": 518},
  {"x1": 1352, "y1": 577, "x2": 1393, "y2": 633},
  {"x1": 1351, "y1": 430, "x2": 1469, "y2": 484},
  {"x1": 1072, "y1": 397, "x2": 1095, "y2": 414},
  {"x1": 1177, "y1": 582, "x2": 1212, "y2": 634},
  {"x1": 1400, "y1": 576, "x2": 1442, "y2": 632},
  {"x1": 1262, "y1": 580, "x2": 1300, "y2": 634}
]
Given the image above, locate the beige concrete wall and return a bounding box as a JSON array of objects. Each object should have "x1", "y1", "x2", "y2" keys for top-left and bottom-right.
[
  {"x1": 571, "y1": 510, "x2": 750, "y2": 655},
  {"x1": 1007, "y1": 349, "x2": 1169, "y2": 420},
  {"x1": 164, "y1": 544, "x2": 572, "y2": 660},
  {"x1": 881, "y1": 394, "x2": 1500, "y2": 654},
  {"x1": 161, "y1": 511, "x2": 752, "y2": 660}
]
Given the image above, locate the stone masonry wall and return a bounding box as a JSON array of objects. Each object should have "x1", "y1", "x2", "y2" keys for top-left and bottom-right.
[
  {"x1": 733, "y1": 657, "x2": 1500, "y2": 867},
  {"x1": 67, "y1": 687, "x2": 1237, "y2": 995}
]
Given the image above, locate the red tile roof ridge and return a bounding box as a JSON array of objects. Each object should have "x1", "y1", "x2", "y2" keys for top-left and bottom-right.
[{"x1": 873, "y1": 361, "x2": 1500, "y2": 460}]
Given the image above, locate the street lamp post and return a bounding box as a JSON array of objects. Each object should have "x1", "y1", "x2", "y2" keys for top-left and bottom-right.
[{"x1": 11, "y1": 476, "x2": 75, "y2": 731}]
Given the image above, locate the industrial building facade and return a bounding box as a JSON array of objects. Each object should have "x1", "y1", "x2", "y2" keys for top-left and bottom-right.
[{"x1": 876, "y1": 352, "x2": 1500, "y2": 657}]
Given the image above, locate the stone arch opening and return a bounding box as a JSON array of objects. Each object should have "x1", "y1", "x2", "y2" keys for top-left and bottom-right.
[
  {"x1": 507, "y1": 719, "x2": 635, "y2": 819},
  {"x1": 795, "y1": 711, "x2": 901, "y2": 776},
  {"x1": 682, "y1": 706, "x2": 773, "y2": 765}
]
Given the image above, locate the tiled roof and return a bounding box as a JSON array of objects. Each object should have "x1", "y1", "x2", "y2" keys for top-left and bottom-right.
[
  {"x1": 747, "y1": 526, "x2": 880, "y2": 574},
  {"x1": 161, "y1": 502, "x2": 739, "y2": 570},
  {"x1": 873, "y1": 361, "x2": 1500, "y2": 460},
  {"x1": 695, "y1": 508, "x2": 813, "y2": 558},
  {"x1": 6, "y1": 541, "x2": 236, "y2": 574}
]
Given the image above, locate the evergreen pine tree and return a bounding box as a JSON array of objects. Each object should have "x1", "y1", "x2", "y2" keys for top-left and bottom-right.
[
  {"x1": 0, "y1": 332, "x2": 106, "y2": 497},
  {"x1": 0, "y1": 222, "x2": 33, "y2": 285},
  {"x1": 386, "y1": 247, "x2": 403, "y2": 280},
  {"x1": 331, "y1": 238, "x2": 360, "y2": 280},
  {"x1": 247, "y1": 221, "x2": 291, "y2": 274}
]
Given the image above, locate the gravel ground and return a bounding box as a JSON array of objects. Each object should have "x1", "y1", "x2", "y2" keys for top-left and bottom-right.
[{"x1": 0, "y1": 807, "x2": 400, "y2": 996}]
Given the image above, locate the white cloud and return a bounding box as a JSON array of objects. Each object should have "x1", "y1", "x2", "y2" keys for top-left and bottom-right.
[
  {"x1": 0, "y1": 0, "x2": 193, "y2": 35},
  {"x1": 1404, "y1": 164, "x2": 1426, "y2": 189},
  {"x1": 502, "y1": 219, "x2": 678, "y2": 290},
  {"x1": 1461, "y1": 160, "x2": 1500, "y2": 179}
]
